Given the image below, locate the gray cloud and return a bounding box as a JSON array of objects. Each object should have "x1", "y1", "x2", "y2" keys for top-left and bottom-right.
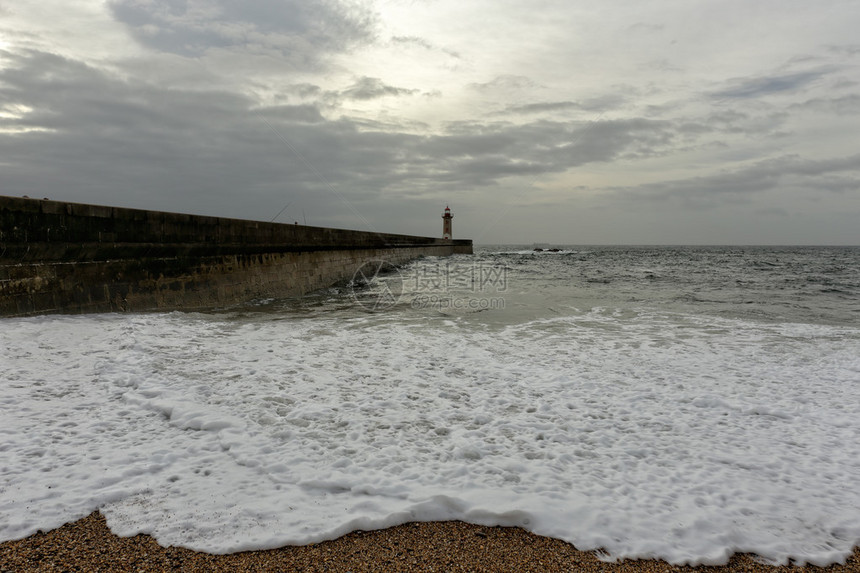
[
  {"x1": 612, "y1": 154, "x2": 860, "y2": 207},
  {"x1": 498, "y1": 101, "x2": 580, "y2": 115},
  {"x1": 711, "y1": 69, "x2": 831, "y2": 99},
  {"x1": 626, "y1": 22, "x2": 665, "y2": 34},
  {"x1": 0, "y1": 49, "x2": 680, "y2": 229},
  {"x1": 339, "y1": 77, "x2": 418, "y2": 100},
  {"x1": 677, "y1": 110, "x2": 790, "y2": 140},
  {"x1": 108, "y1": 0, "x2": 376, "y2": 64},
  {"x1": 496, "y1": 93, "x2": 628, "y2": 117},
  {"x1": 281, "y1": 83, "x2": 324, "y2": 100},
  {"x1": 827, "y1": 44, "x2": 860, "y2": 56},
  {"x1": 790, "y1": 94, "x2": 860, "y2": 115},
  {"x1": 256, "y1": 104, "x2": 325, "y2": 123},
  {"x1": 390, "y1": 35, "x2": 461, "y2": 59},
  {"x1": 469, "y1": 75, "x2": 539, "y2": 93}
]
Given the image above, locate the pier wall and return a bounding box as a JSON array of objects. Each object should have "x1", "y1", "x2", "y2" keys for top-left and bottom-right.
[{"x1": 0, "y1": 196, "x2": 472, "y2": 316}]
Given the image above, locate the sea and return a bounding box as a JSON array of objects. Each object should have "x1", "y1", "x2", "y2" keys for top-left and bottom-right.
[{"x1": 2, "y1": 245, "x2": 859, "y2": 566}]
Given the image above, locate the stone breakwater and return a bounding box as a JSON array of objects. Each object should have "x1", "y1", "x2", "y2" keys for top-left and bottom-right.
[{"x1": 0, "y1": 196, "x2": 471, "y2": 316}]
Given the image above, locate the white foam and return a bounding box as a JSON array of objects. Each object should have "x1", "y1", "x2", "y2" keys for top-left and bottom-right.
[{"x1": 1, "y1": 308, "x2": 859, "y2": 565}]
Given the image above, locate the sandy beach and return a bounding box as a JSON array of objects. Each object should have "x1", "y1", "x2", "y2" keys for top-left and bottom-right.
[{"x1": 1, "y1": 512, "x2": 858, "y2": 572}]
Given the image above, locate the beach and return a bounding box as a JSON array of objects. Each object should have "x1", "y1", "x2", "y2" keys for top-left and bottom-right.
[{"x1": 2, "y1": 512, "x2": 859, "y2": 572}]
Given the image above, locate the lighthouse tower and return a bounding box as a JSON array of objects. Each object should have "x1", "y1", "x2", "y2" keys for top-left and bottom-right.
[{"x1": 442, "y1": 205, "x2": 453, "y2": 239}]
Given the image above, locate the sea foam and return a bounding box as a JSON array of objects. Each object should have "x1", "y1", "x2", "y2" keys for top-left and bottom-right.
[{"x1": 1, "y1": 308, "x2": 859, "y2": 565}]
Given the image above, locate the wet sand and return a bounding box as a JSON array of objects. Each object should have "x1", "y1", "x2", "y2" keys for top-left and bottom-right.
[{"x1": 1, "y1": 512, "x2": 858, "y2": 572}]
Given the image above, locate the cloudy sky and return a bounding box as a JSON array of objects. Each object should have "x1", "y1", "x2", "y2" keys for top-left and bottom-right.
[{"x1": 1, "y1": 0, "x2": 859, "y2": 244}]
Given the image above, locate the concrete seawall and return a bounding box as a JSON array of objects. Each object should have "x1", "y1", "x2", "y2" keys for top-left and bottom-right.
[{"x1": 0, "y1": 196, "x2": 472, "y2": 316}]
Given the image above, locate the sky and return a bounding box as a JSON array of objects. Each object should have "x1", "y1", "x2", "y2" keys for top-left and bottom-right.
[{"x1": 1, "y1": 0, "x2": 859, "y2": 245}]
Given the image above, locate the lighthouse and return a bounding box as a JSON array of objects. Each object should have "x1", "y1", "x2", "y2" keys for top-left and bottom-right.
[{"x1": 442, "y1": 205, "x2": 453, "y2": 239}]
